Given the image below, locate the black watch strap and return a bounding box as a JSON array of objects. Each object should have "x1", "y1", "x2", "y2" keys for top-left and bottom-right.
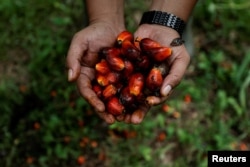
[{"x1": 140, "y1": 11, "x2": 186, "y2": 36}]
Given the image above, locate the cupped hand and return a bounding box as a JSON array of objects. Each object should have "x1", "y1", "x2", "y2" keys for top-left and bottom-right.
[
  {"x1": 127, "y1": 24, "x2": 191, "y2": 120},
  {"x1": 66, "y1": 22, "x2": 125, "y2": 124}
]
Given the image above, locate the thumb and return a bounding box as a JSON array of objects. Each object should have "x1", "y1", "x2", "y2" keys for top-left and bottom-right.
[
  {"x1": 66, "y1": 34, "x2": 87, "y2": 82},
  {"x1": 161, "y1": 48, "x2": 190, "y2": 96}
]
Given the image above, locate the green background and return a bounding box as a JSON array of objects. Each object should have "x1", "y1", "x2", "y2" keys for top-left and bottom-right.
[{"x1": 0, "y1": 0, "x2": 249, "y2": 166}]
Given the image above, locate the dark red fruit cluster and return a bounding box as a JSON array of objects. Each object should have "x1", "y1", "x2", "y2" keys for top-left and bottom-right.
[{"x1": 92, "y1": 31, "x2": 172, "y2": 116}]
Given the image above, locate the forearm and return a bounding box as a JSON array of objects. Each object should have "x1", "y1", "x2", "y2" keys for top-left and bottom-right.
[
  {"x1": 150, "y1": 0, "x2": 198, "y2": 22},
  {"x1": 86, "y1": 0, "x2": 125, "y2": 27}
]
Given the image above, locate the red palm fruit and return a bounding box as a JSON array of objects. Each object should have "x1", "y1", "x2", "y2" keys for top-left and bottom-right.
[
  {"x1": 123, "y1": 60, "x2": 134, "y2": 79},
  {"x1": 116, "y1": 30, "x2": 133, "y2": 45},
  {"x1": 107, "y1": 71, "x2": 121, "y2": 84},
  {"x1": 119, "y1": 86, "x2": 135, "y2": 107},
  {"x1": 95, "y1": 59, "x2": 110, "y2": 75},
  {"x1": 135, "y1": 92, "x2": 146, "y2": 103},
  {"x1": 77, "y1": 156, "x2": 86, "y2": 165},
  {"x1": 99, "y1": 47, "x2": 120, "y2": 58},
  {"x1": 121, "y1": 40, "x2": 141, "y2": 61},
  {"x1": 105, "y1": 52, "x2": 125, "y2": 71},
  {"x1": 146, "y1": 47, "x2": 172, "y2": 62},
  {"x1": 136, "y1": 55, "x2": 151, "y2": 71},
  {"x1": 139, "y1": 38, "x2": 161, "y2": 51},
  {"x1": 92, "y1": 84, "x2": 102, "y2": 98},
  {"x1": 96, "y1": 73, "x2": 109, "y2": 86},
  {"x1": 106, "y1": 97, "x2": 125, "y2": 116},
  {"x1": 115, "y1": 82, "x2": 124, "y2": 93},
  {"x1": 128, "y1": 73, "x2": 144, "y2": 96},
  {"x1": 146, "y1": 67, "x2": 163, "y2": 91},
  {"x1": 102, "y1": 84, "x2": 117, "y2": 99}
]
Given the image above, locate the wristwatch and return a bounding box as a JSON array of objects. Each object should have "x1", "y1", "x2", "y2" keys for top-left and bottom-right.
[{"x1": 139, "y1": 11, "x2": 186, "y2": 36}]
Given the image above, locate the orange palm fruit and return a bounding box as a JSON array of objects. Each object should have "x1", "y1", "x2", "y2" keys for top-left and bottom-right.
[
  {"x1": 123, "y1": 60, "x2": 134, "y2": 79},
  {"x1": 102, "y1": 84, "x2": 117, "y2": 99},
  {"x1": 121, "y1": 40, "x2": 141, "y2": 61},
  {"x1": 119, "y1": 86, "x2": 135, "y2": 107},
  {"x1": 77, "y1": 156, "x2": 86, "y2": 165},
  {"x1": 128, "y1": 73, "x2": 144, "y2": 96},
  {"x1": 107, "y1": 71, "x2": 121, "y2": 84},
  {"x1": 133, "y1": 37, "x2": 141, "y2": 50},
  {"x1": 106, "y1": 97, "x2": 125, "y2": 116},
  {"x1": 105, "y1": 48, "x2": 125, "y2": 71},
  {"x1": 116, "y1": 30, "x2": 133, "y2": 45},
  {"x1": 146, "y1": 67, "x2": 163, "y2": 91},
  {"x1": 92, "y1": 83, "x2": 102, "y2": 98},
  {"x1": 139, "y1": 38, "x2": 161, "y2": 51},
  {"x1": 99, "y1": 47, "x2": 120, "y2": 58},
  {"x1": 146, "y1": 47, "x2": 172, "y2": 62},
  {"x1": 95, "y1": 59, "x2": 110, "y2": 75},
  {"x1": 96, "y1": 73, "x2": 109, "y2": 87}
]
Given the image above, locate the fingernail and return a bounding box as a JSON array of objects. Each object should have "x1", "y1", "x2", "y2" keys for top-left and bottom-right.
[
  {"x1": 68, "y1": 69, "x2": 73, "y2": 81},
  {"x1": 162, "y1": 85, "x2": 172, "y2": 96}
]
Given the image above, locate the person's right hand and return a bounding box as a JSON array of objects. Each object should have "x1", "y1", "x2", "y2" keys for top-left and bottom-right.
[{"x1": 66, "y1": 21, "x2": 125, "y2": 124}]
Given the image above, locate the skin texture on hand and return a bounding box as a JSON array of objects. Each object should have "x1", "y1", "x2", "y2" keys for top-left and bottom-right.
[
  {"x1": 134, "y1": 24, "x2": 191, "y2": 105},
  {"x1": 67, "y1": 22, "x2": 125, "y2": 124}
]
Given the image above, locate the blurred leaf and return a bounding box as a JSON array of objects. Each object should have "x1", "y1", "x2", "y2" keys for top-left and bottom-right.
[
  {"x1": 208, "y1": 2, "x2": 216, "y2": 13},
  {"x1": 216, "y1": 90, "x2": 228, "y2": 111},
  {"x1": 43, "y1": 132, "x2": 54, "y2": 143},
  {"x1": 55, "y1": 144, "x2": 68, "y2": 159},
  {"x1": 50, "y1": 16, "x2": 71, "y2": 26},
  {"x1": 239, "y1": 71, "x2": 250, "y2": 110},
  {"x1": 139, "y1": 146, "x2": 152, "y2": 161},
  {"x1": 227, "y1": 97, "x2": 243, "y2": 116},
  {"x1": 235, "y1": 51, "x2": 250, "y2": 84}
]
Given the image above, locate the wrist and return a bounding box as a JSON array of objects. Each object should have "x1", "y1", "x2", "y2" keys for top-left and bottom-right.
[
  {"x1": 137, "y1": 24, "x2": 180, "y2": 47},
  {"x1": 86, "y1": 0, "x2": 125, "y2": 32},
  {"x1": 139, "y1": 10, "x2": 186, "y2": 36},
  {"x1": 89, "y1": 14, "x2": 125, "y2": 30},
  {"x1": 149, "y1": 0, "x2": 198, "y2": 22}
]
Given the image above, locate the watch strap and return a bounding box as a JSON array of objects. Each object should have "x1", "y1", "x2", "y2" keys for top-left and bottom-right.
[{"x1": 140, "y1": 11, "x2": 186, "y2": 36}]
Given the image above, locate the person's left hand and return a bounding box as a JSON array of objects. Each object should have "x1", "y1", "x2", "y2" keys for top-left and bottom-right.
[{"x1": 120, "y1": 24, "x2": 191, "y2": 123}]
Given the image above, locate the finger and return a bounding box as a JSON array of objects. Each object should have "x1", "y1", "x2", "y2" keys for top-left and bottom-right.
[
  {"x1": 124, "y1": 114, "x2": 132, "y2": 124},
  {"x1": 130, "y1": 104, "x2": 151, "y2": 124},
  {"x1": 66, "y1": 32, "x2": 88, "y2": 82},
  {"x1": 77, "y1": 68, "x2": 116, "y2": 124},
  {"x1": 146, "y1": 95, "x2": 169, "y2": 106},
  {"x1": 95, "y1": 109, "x2": 116, "y2": 124},
  {"x1": 77, "y1": 67, "x2": 105, "y2": 113},
  {"x1": 115, "y1": 114, "x2": 125, "y2": 122},
  {"x1": 161, "y1": 47, "x2": 190, "y2": 96}
]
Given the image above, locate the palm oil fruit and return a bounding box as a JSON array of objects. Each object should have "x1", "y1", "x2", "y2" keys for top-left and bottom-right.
[
  {"x1": 116, "y1": 30, "x2": 133, "y2": 46},
  {"x1": 91, "y1": 31, "x2": 173, "y2": 117},
  {"x1": 106, "y1": 97, "x2": 125, "y2": 116}
]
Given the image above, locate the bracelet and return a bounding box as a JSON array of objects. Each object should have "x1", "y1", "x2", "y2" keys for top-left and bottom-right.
[
  {"x1": 139, "y1": 11, "x2": 186, "y2": 36},
  {"x1": 170, "y1": 38, "x2": 185, "y2": 46}
]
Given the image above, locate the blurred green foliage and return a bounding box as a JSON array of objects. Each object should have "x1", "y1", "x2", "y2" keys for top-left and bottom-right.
[{"x1": 0, "y1": 0, "x2": 249, "y2": 167}]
